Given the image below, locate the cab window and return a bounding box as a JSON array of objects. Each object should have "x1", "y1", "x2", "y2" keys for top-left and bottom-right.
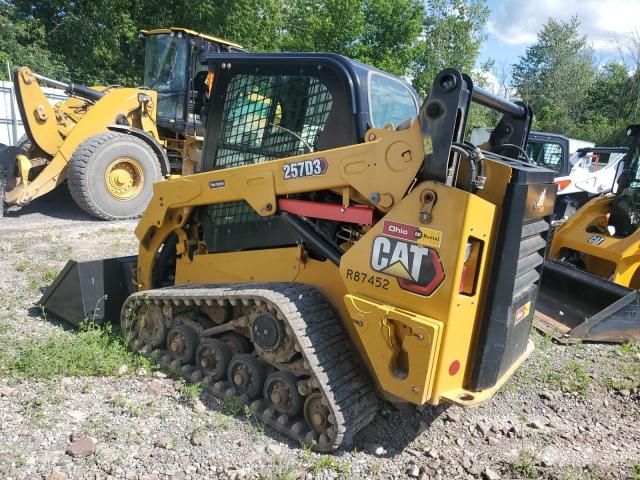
[
  {"x1": 369, "y1": 73, "x2": 418, "y2": 129},
  {"x1": 526, "y1": 141, "x2": 564, "y2": 173},
  {"x1": 214, "y1": 73, "x2": 333, "y2": 169}
]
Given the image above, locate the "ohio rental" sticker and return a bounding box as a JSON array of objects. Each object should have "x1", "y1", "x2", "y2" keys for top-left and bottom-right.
[{"x1": 382, "y1": 220, "x2": 443, "y2": 248}]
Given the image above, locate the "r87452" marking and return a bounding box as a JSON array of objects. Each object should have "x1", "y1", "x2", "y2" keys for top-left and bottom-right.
[{"x1": 345, "y1": 269, "x2": 390, "y2": 290}]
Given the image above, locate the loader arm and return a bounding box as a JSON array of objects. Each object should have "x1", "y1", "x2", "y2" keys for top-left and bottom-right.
[
  {"x1": 134, "y1": 119, "x2": 425, "y2": 290},
  {"x1": 13, "y1": 67, "x2": 63, "y2": 155}
]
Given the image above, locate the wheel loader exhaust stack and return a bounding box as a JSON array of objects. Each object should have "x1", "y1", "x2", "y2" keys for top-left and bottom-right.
[{"x1": 42, "y1": 53, "x2": 557, "y2": 450}]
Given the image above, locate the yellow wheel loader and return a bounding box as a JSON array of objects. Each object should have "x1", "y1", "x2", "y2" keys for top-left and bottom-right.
[
  {"x1": 535, "y1": 125, "x2": 640, "y2": 343},
  {"x1": 0, "y1": 27, "x2": 244, "y2": 220},
  {"x1": 40, "y1": 53, "x2": 557, "y2": 450}
]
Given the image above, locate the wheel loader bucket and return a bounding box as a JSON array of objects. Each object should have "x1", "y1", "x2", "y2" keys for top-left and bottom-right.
[
  {"x1": 534, "y1": 259, "x2": 640, "y2": 343},
  {"x1": 39, "y1": 256, "x2": 137, "y2": 326}
]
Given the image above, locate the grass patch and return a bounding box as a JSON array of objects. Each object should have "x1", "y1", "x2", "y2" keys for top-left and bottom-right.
[
  {"x1": 505, "y1": 449, "x2": 540, "y2": 479},
  {"x1": 26, "y1": 267, "x2": 62, "y2": 292},
  {"x1": 504, "y1": 436, "x2": 550, "y2": 479},
  {"x1": 21, "y1": 398, "x2": 48, "y2": 427},
  {"x1": 180, "y1": 382, "x2": 202, "y2": 405},
  {"x1": 15, "y1": 260, "x2": 32, "y2": 272},
  {"x1": 538, "y1": 352, "x2": 591, "y2": 396},
  {"x1": 310, "y1": 456, "x2": 350, "y2": 475},
  {"x1": 213, "y1": 411, "x2": 234, "y2": 431},
  {"x1": 1, "y1": 323, "x2": 148, "y2": 379},
  {"x1": 82, "y1": 416, "x2": 121, "y2": 440},
  {"x1": 221, "y1": 396, "x2": 245, "y2": 416},
  {"x1": 274, "y1": 468, "x2": 299, "y2": 480},
  {"x1": 631, "y1": 463, "x2": 640, "y2": 480},
  {"x1": 605, "y1": 342, "x2": 640, "y2": 391},
  {"x1": 299, "y1": 441, "x2": 315, "y2": 461}
]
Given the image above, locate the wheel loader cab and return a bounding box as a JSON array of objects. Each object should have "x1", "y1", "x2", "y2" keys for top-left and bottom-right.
[
  {"x1": 141, "y1": 28, "x2": 246, "y2": 137},
  {"x1": 0, "y1": 28, "x2": 245, "y2": 219}
]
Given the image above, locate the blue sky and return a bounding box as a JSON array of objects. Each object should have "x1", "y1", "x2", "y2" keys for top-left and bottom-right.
[
  {"x1": 477, "y1": 0, "x2": 640, "y2": 86},
  {"x1": 478, "y1": 0, "x2": 526, "y2": 67}
]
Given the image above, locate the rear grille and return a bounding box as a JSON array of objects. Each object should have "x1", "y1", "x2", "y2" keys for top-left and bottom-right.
[
  {"x1": 514, "y1": 219, "x2": 548, "y2": 297},
  {"x1": 466, "y1": 176, "x2": 557, "y2": 391}
]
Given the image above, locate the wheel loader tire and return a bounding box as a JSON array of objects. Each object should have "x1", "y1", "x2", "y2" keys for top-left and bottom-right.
[{"x1": 67, "y1": 132, "x2": 162, "y2": 220}]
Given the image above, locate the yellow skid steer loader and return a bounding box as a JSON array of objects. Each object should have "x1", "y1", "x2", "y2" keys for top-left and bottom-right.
[
  {"x1": 535, "y1": 125, "x2": 640, "y2": 343},
  {"x1": 41, "y1": 52, "x2": 557, "y2": 450}
]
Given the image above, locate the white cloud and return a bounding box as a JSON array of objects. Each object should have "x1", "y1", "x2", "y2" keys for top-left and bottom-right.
[{"x1": 488, "y1": 0, "x2": 640, "y2": 54}]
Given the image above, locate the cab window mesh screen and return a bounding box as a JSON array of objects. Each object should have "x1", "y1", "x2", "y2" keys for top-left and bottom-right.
[
  {"x1": 526, "y1": 142, "x2": 563, "y2": 173},
  {"x1": 208, "y1": 73, "x2": 333, "y2": 227},
  {"x1": 213, "y1": 73, "x2": 333, "y2": 169}
]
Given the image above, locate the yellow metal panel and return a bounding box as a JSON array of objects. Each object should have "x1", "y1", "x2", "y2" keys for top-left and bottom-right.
[
  {"x1": 134, "y1": 120, "x2": 425, "y2": 249},
  {"x1": 343, "y1": 295, "x2": 443, "y2": 404},
  {"x1": 339, "y1": 181, "x2": 497, "y2": 403},
  {"x1": 441, "y1": 340, "x2": 534, "y2": 406}
]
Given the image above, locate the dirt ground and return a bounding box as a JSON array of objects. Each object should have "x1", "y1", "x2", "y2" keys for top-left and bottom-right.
[{"x1": 0, "y1": 190, "x2": 639, "y2": 480}]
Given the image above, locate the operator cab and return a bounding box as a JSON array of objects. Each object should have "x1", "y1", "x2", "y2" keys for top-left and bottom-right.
[
  {"x1": 197, "y1": 52, "x2": 420, "y2": 253},
  {"x1": 141, "y1": 28, "x2": 245, "y2": 137},
  {"x1": 609, "y1": 125, "x2": 640, "y2": 237}
]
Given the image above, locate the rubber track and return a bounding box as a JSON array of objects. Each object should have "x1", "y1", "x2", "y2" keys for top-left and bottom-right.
[
  {"x1": 121, "y1": 283, "x2": 379, "y2": 451},
  {"x1": 67, "y1": 132, "x2": 154, "y2": 220}
]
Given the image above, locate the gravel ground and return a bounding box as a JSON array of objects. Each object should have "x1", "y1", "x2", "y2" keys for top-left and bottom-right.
[{"x1": 0, "y1": 191, "x2": 639, "y2": 480}]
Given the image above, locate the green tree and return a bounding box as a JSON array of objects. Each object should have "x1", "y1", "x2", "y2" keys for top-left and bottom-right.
[
  {"x1": 140, "y1": 0, "x2": 287, "y2": 51},
  {"x1": 511, "y1": 16, "x2": 595, "y2": 134},
  {"x1": 281, "y1": 0, "x2": 365, "y2": 55},
  {"x1": 411, "y1": 0, "x2": 490, "y2": 96},
  {"x1": 13, "y1": 0, "x2": 140, "y2": 85},
  {"x1": 353, "y1": 0, "x2": 424, "y2": 76},
  {"x1": 281, "y1": 0, "x2": 423, "y2": 77},
  {"x1": 0, "y1": 2, "x2": 68, "y2": 80},
  {"x1": 212, "y1": 0, "x2": 286, "y2": 51}
]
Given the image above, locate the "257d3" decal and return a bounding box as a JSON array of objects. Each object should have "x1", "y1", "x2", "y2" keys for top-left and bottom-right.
[{"x1": 283, "y1": 157, "x2": 328, "y2": 180}]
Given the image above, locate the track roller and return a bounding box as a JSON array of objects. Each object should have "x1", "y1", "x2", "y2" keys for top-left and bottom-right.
[
  {"x1": 228, "y1": 354, "x2": 266, "y2": 398},
  {"x1": 136, "y1": 304, "x2": 166, "y2": 347},
  {"x1": 264, "y1": 371, "x2": 303, "y2": 417},
  {"x1": 167, "y1": 325, "x2": 199, "y2": 364},
  {"x1": 304, "y1": 392, "x2": 332, "y2": 436},
  {"x1": 195, "y1": 339, "x2": 231, "y2": 381}
]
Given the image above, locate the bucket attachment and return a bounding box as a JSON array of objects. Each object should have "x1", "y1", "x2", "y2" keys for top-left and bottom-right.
[
  {"x1": 39, "y1": 256, "x2": 137, "y2": 326},
  {"x1": 534, "y1": 259, "x2": 640, "y2": 343}
]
